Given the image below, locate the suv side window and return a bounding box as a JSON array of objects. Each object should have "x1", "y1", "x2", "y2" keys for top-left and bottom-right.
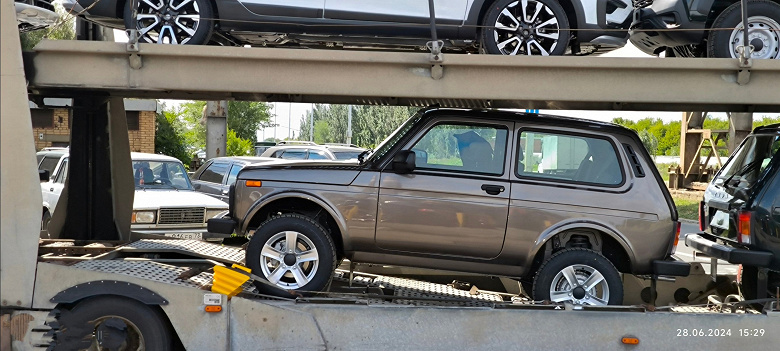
[
  {"x1": 54, "y1": 158, "x2": 69, "y2": 184},
  {"x1": 308, "y1": 150, "x2": 329, "y2": 160},
  {"x1": 411, "y1": 123, "x2": 507, "y2": 175},
  {"x1": 38, "y1": 156, "x2": 61, "y2": 175},
  {"x1": 226, "y1": 164, "x2": 242, "y2": 185},
  {"x1": 280, "y1": 150, "x2": 307, "y2": 160},
  {"x1": 518, "y1": 131, "x2": 623, "y2": 186},
  {"x1": 199, "y1": 162, "x2": 229, "y2": 183}
]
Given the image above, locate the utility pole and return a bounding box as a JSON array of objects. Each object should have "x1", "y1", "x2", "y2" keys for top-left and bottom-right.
[
  {"x1": 205, "y1": 101, "x2": 228, "y2": 160},
  {"x1": 309, "y1": 104, "x2": 314, "y2": 142},
  {"x1": 346, "y1": 105, "x2": 353, "y2": 145},
  {"x1": 273, "y1": 103, "x2": 277, "y2": 142},
  {"x1": 288, "y1": 103, "x2": 292, "y2": 140}
]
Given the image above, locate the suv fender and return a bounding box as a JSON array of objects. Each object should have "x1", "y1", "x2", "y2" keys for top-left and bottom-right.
[
  {"x1": 528, "y1": 219, "x2": 636, "y2": 271},
  {"x1": 242, "y1": 190, "x2": 351, "y2": 250}
]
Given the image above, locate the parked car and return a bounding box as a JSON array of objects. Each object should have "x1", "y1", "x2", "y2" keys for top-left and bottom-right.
[
  {"x1": 37, "y1": 151, "x2": 228, "y2": 240},
  {"x1": 685, "y1": 123, "x2": 780, "y2": 303},
  {"x1": 209, "y1": 107, "x2": 690, "y2": 304},
  {"x1": 630, "y1": 0, "x2": 780, "y2": 59},
  {"x1": 191, "y1": 156, "x2": 278, "y2": 202},
  {"x1": 61, "y1": 0, "x2": 634, "y2": 55},
  {"x1": 261, "y1": 142, "x2": 366, "y2": 161}
]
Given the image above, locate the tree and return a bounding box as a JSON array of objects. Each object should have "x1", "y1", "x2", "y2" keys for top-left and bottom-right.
[
  {"x1": 226, "y1": 130, "x2": 253, "y2": 156},
  {"x1": 638, "y1": 130, "x2": 659, "y2": 160},
  {"x1": 299, "y1": 104, "x2": 418, "y2": 147},
  {"x1": 155, "y1": 110, "x2": 191, "y2": 166},
  {"x1": 177, "y1": 101, "x2": 274, "y2": 149},
  {"x1": 20, "y1": 3, "x2": 75, "y2": 50}
]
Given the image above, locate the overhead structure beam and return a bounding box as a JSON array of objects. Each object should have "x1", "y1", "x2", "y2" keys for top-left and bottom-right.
[{"x1": 25, "y1": 40, "x2": 780, "y2": 112}]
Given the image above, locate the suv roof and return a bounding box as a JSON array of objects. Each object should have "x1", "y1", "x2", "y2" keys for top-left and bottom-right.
[{"x1": 207, "y1": 156, "x2": 278, "y2": 164}]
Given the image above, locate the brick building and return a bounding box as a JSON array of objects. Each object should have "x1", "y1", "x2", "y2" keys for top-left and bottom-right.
[{"x1": 31, "y1": 99, "x2": 158, "y2": 152}]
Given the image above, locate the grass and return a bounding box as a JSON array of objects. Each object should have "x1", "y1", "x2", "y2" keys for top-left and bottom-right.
[{"x1": 673, "y1": 197, "x2": 699, "y2": 221}]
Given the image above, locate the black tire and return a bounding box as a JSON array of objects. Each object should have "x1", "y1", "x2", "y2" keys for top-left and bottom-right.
[
  {"x1": 481, "y1": 0, "x2": 570, "y2": 56},
  {"x1": 124, "y1": 0, "x2": 214, "y2": 45},
  {"x1": 41, "y1": 210, "x2": 51, "y2": 239},
  {"x1": 707, "y1": 0, "x2": 780, "y2": 59},
  {"x1": 54, "y1": 296, "x2": 174, "y2": 350},
  {"x1": 740, "y1": 265, "x2": 779, "y2": 307},
  {"x1": 532, "y1": 248, "x2": 623, "y2": 305},
  {"x1": 246, "y1": 214, "x2": 337, "y2": 297}
]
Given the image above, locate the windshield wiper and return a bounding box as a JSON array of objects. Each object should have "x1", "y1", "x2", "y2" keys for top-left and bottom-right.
[
  {"x1": 357, "y1": 149, "x2": 373, "y2": 164},
  {"x1": 722, "y1": 159, "x2": 761, "y2": 189}
]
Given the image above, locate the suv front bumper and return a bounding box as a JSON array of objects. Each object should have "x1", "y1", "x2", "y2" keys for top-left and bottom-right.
[
  {"x1": 685, "y1": 233, "x2": 774, "y2": 266},
  {"x1": 628, "y1": 0, "x2": 707, "y2": 55}
]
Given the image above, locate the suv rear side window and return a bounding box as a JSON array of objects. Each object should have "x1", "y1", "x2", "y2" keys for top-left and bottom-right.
[
  {"x1": 518, "y1": 131, "x2": 623, "y2": 186},
  {"x1": 226, "y1": 164, "x2": 242, "y2": 185},
  {"x1": 411, "y1": 123, "x2": 507, "y2": 175},
  {"x1": 199, "y1": 162, "x2": 229, "y2": 183},
  {"x1": 280, "y1": 150, "x2": 307, "y2": 159}
]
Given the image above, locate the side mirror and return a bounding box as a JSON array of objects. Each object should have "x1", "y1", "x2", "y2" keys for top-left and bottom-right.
[
  {"x1": 39, "y1": 169, "x2": 50, "y2": 182},
  {"x1": 392, "y1": 150, "x2": 416, "y2": 174}
]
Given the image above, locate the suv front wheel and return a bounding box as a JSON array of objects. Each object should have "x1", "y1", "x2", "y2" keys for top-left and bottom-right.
[
  {"x1": 245, "y1": 214, "x2": 337, "y2": 296},
  {"x1": 532, "y1": 248, "x2": 623, "y2": 305}
]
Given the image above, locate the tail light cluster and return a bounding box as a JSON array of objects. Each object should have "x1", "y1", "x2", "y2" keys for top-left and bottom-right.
[
  {"x1": 671, "y1": 221, "x2": 681, "y2": 254},
  {"x1": 698, "y1": 201, "x2": 706, "y2": 231},
  {"x1": 737, "y1": 211, "x2": 752, "y2": 244}
]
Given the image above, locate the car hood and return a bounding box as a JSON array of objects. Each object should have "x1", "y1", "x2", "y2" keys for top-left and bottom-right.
[
  {"x1": 133, "y1": 189, "x2": 228, "y2": 209},
  {"x1": 239, "y1": 160, "x2": 363, "y2": 185}
]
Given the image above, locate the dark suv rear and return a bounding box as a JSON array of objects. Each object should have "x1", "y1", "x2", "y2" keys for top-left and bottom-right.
[{"x1": 685, "y1": 124, "x2": 780, "y2": 301}]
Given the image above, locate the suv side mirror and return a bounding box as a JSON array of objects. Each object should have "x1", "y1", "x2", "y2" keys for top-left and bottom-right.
[
  {"x1": 392, "y1": 150, "x2": 416, "y2": 174},
  {"x1": 39, "y1": 169, "x2": 50, "y2": 182}
]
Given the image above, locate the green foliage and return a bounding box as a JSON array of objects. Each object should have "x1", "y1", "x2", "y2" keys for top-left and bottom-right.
[
  {"x1": 226, "y1": 130, "x2": 253, "y2": 156},
  {"x1": 611, "y1": 117, "x2": 681, "y2": 156},
  {"x1": 173, "y1": 100, "x2": 272, "y2": 151},
  {"x1": 155, "y1": 110, "x2": 191, "y2": 166},
  {"x1": 638, "y1": 130, "x2": 659, "y2": 159},
  {"x1": 299, "y1": 104, "x2": 418, "y2": 147},
  {"x1": 674, "y1": 197, "x2": 699, "y2": 221},
  {"x1": 19, "y1": 3, "x2": 75, "y2": 50}
]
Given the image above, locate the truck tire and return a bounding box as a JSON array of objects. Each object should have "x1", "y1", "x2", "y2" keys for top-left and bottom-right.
[
  {"x1": 707, "y1": 0, "x2": 780, "y2": 59},
  {"x1": 246, "y1": 214, "x2": 337, "y2": 297},
  {"x1": 54, "y1": 296, "x2": 174, "y2": 350},
  {"x1": 532, "y1": 248, "x2": 623, "y2": 305}
]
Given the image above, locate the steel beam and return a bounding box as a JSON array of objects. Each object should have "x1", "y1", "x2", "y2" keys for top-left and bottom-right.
[{"x1": 25, "y1": 40, "x2": 780, "y2": 112}]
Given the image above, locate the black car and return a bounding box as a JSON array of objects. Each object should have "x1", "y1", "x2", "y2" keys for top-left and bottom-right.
[
  {"x1": 191, "y1": 156, "x2": 276, "y2": 202},
  {"x1": 62, "y1": 0, "x2": 635, "y2": 56},
  {"x1": 685, "y1": 124, "x2": 780, "y2": 303},
  {"x1": 630, "y1": 0, "x2": 780, "y2": 59}
]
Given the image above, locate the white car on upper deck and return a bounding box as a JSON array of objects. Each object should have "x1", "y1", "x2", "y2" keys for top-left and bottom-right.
[{"x1": 37, "y1": 150, "x2": 228, "y2": 240}]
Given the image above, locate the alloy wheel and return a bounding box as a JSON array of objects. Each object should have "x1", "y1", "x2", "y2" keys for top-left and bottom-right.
[
  {"x1": 259, "y1": 230, "x2": 320, "y2": 289},
  {"x1": 549, "y1": 264, "x2": 610, "y2": 305},
  {"x1": 135, "y1": 0, "x2": 202, "y2": 44},
  {"x1": 493, "y1": 0, "x2": 562, "y2": 56}
]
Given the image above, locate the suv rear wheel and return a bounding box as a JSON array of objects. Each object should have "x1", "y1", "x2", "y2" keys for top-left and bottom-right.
[
  {"x1": 245, "y1": 214, "x2": 337, "y2": 296},
  {"x1": 481, "y1": 0, "x2": 570, "y2": 56},
  {"x1": 532, "y1": 248, "x2": 623, "y2": 305}
]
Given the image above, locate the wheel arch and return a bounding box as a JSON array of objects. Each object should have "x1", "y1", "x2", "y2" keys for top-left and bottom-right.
[
  {"x1": 527, "y1": 220, "x2": 635, "y2": 276},
  {"x1": 242, "y1": 191, "x2": 349, "y2": 257},
  {"x1": 707, "y1": 0, "x2": 780, "y2": 26},
  {"x1": 50, "y1": 280, "x2": 170, "y2": 305}
]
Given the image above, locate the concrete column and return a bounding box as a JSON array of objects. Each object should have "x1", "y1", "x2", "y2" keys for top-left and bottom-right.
[
  {"x1": 727, "y1": 112, "x2": 753, "y2": 153},
  {"x1": 205, "y1": 101, "x2": 228, "y2": 160}
]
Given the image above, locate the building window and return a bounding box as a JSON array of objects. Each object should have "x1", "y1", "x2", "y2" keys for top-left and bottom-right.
[
  {"x1": 126, "y1": 111, "x2": 140, "y2": 130},
  {"x1": 31, "y1": 109, "x2": 54, "y2": 128}
]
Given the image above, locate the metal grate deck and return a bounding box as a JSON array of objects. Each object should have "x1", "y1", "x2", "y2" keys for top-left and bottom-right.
[
  {"x1": 72, "y1": 260, "x2": 213, "y2": 289},
  {"x1": 123, "y1": 239, "x2": 245, "y2": 264}
]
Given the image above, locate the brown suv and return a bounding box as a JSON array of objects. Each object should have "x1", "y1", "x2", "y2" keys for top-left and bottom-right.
[{"x1": 210, "y1": 108, "x2": 690, "y2": 305}]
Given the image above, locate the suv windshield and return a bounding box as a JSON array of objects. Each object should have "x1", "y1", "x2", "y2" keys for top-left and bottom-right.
[
  {"x1": 368, "y1": 112, "x2": 424, "y2": 162},
  {"x1": 717, "y1": 134, "x2": 780, "y2": 186},
  {"x1": 133, "y1": 160, "x2": 193, "y2": 190}
]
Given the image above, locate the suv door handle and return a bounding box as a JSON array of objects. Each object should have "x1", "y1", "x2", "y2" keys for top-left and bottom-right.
[
  {"x1": 50, "y1": 188, "x2": 54, "y2": 191},
  {"x1": 481, "y1": 184, "x2": 505, "y2": 195}
]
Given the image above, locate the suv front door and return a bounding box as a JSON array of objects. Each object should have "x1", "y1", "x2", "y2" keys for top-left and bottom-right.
[{"x1": 375, "y1": 118, "x2": 512, "y2": 259}]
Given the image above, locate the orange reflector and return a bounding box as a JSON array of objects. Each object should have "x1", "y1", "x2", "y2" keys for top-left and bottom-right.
[
  {"x1": 738, "y1": 211, "x2": 751, "y2": 244},
  {"x1": 205, "y1": 305, "x2": 222, "y2": 313},
  {"x1": 246, "y1": 180, "x2": 263, "y2": 187},
  {"x1": 622, "y1": 337, "x2": 639, "y2": 345}
]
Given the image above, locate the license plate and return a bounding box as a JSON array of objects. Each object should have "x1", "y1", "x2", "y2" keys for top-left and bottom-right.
[
  {"x1": 164, "y1": 232, "x2": 203, "y2": 240},
  {"x1": 710, "y1": 211, "x2": 729, "y2": 230}
]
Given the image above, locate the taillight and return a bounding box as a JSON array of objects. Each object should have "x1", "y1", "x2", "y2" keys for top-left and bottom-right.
[
  {"x1": 737, "y1": 211, "x2": 751, "y2": 244},
  {"x1": 698, "y1": 201, "x2": 705, "y2": 231},
  {"x1": 671, "y1": 221, "x2": 681, "y2": 254}
]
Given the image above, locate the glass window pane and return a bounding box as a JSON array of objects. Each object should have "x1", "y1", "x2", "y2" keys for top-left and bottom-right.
[
  {"x1": 280, "y1": 150, "x2": 307, "y2": 159},
  {"x1": 38, "y1": 156, "x2": 61, "y2": 174},
  {"x1": 226, "y1": 164, "x2": 242, "y2": 185},
  {"x1": 308, "y1": 151, "x2": 329, "y2": 160},
  {"x1": 199, "y1": 162, "x2": 228, "y2": 183},
  {"x1": 55, "y1": 159, "x2": 69, "y2": 184},
  {"x1": 518, "y1": 131, "x2": 623, "y2": 186},
  {"x1": 411, "y1": 123, "x2": 507, "y2": 175}
]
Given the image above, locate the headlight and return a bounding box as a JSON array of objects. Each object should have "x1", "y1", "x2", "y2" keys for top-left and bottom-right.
[
  {"x1": 206, "y1": 209, "x2": 228, "y2": 219},
  {"x1": 132, "y1": 211, "x2": 156, "y2": 224}
]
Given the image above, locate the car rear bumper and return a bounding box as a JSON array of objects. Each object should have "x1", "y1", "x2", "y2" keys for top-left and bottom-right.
[
  {"x1": 685, "y1": 233, "x2": 774, "y2": 266},
  {"x1": 628, "y1": 0, "x2": 706, "y2": 55},
  {"x1": 208, "y1": 217, "x2": 237, "y2": 234}
]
